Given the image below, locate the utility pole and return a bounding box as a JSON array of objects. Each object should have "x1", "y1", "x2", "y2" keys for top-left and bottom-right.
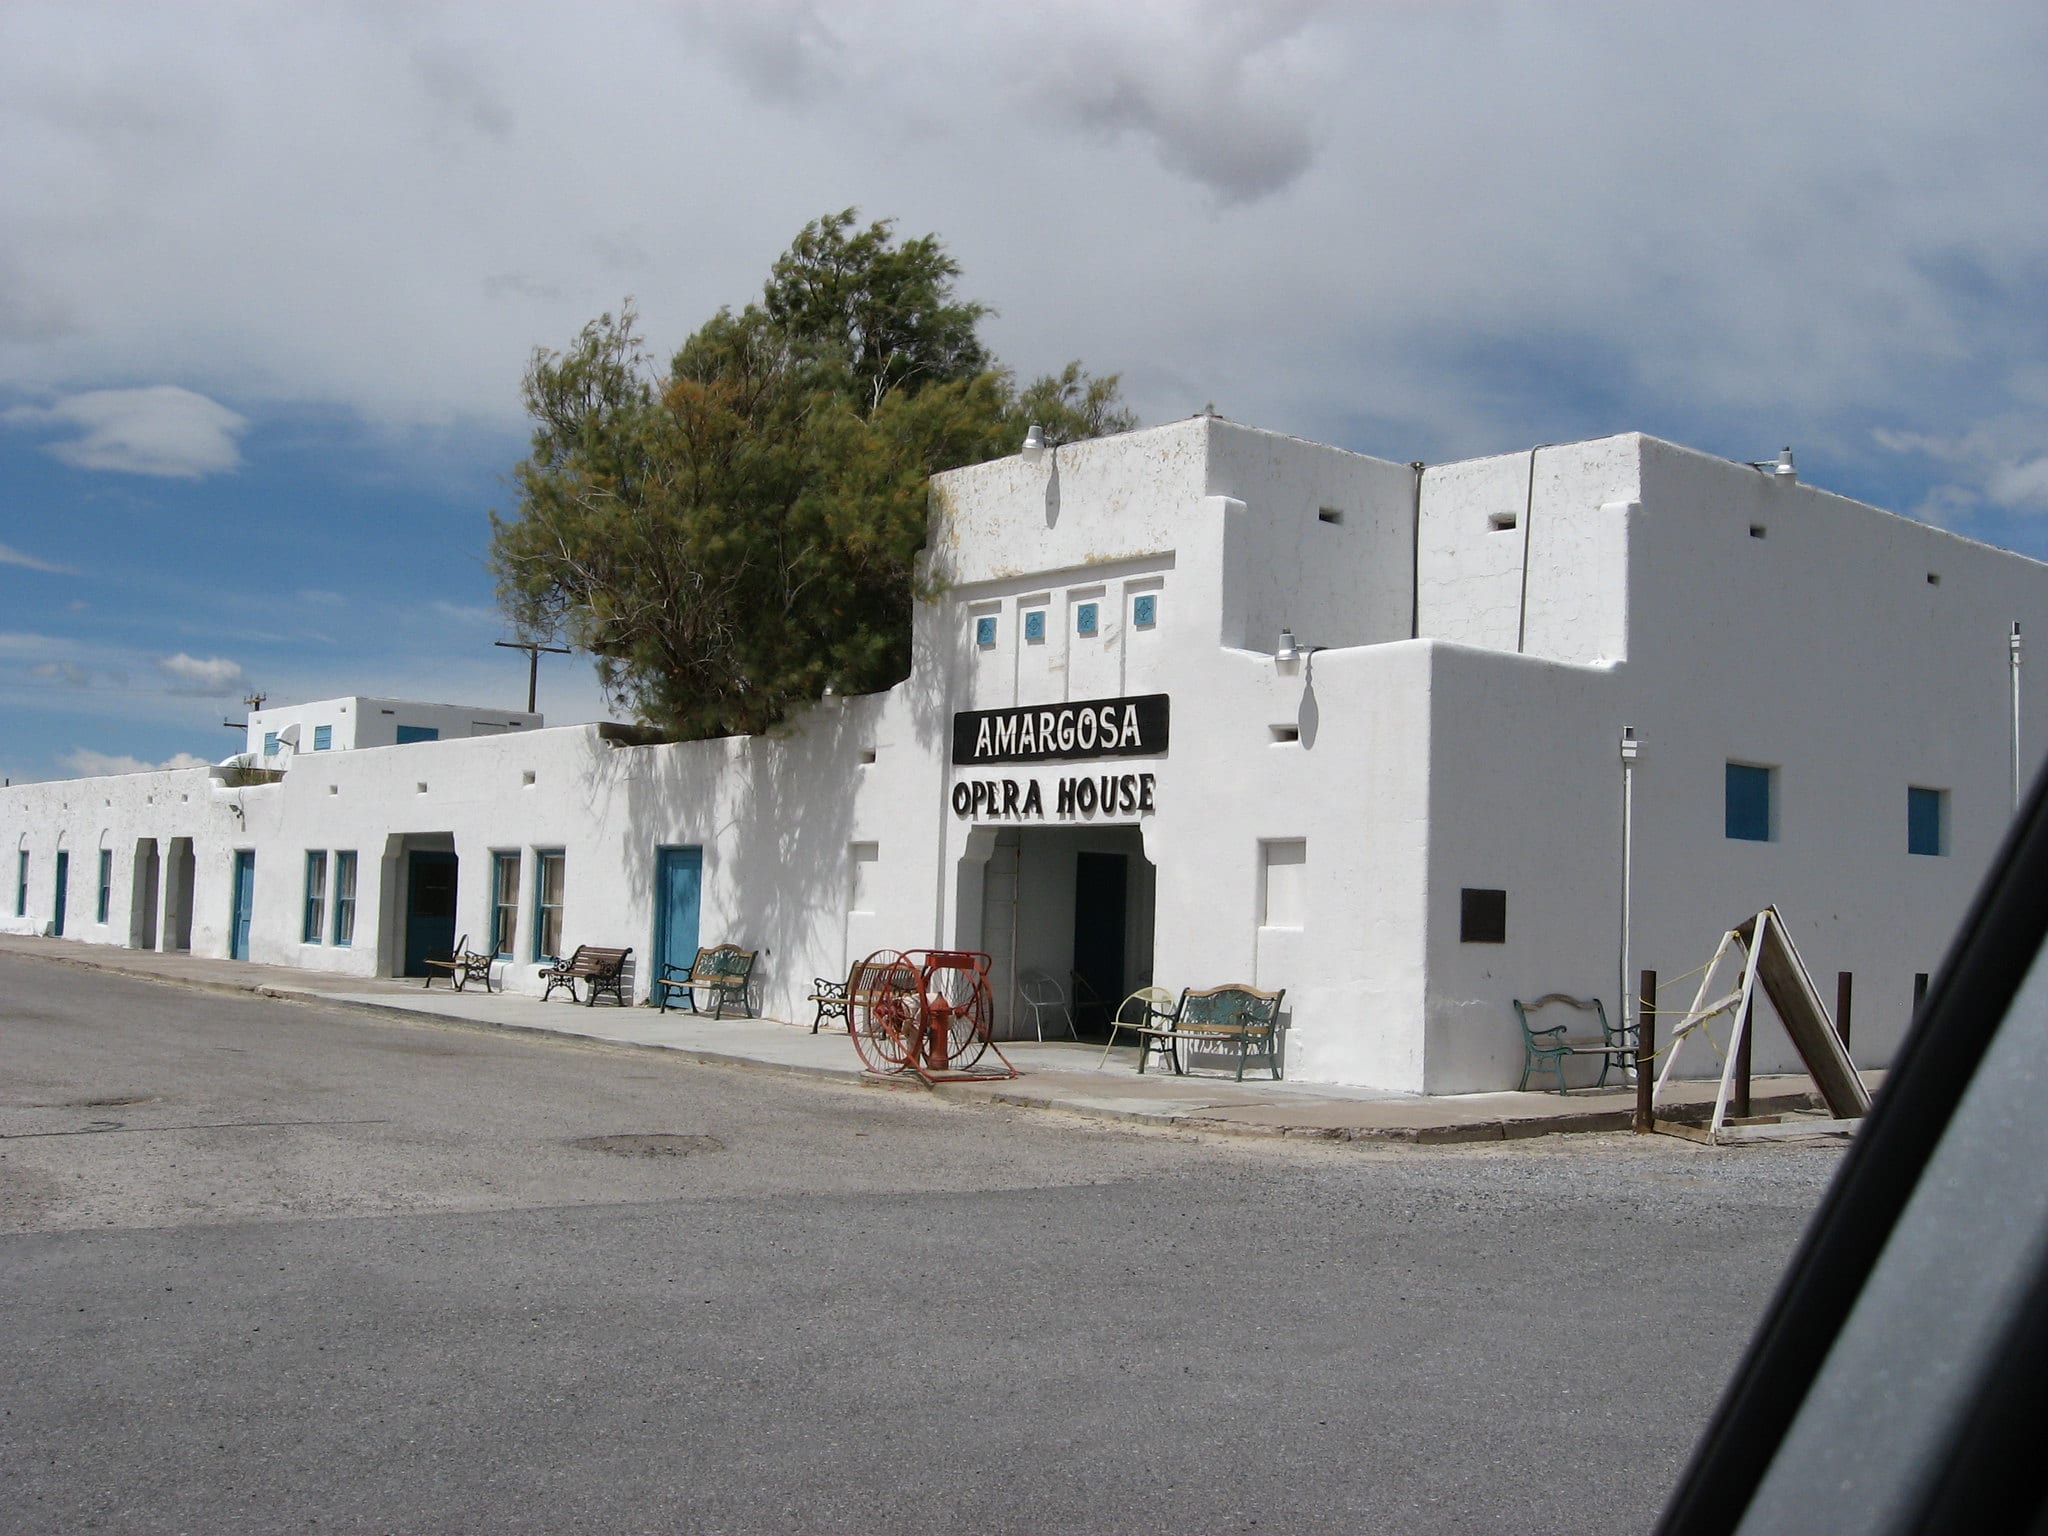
[
  {"x1": 222, "y1": 691, "x2": 267, "y2": 731},
  {"x1": 495, "y1": 640, "x2": 570, "y2": 714}
]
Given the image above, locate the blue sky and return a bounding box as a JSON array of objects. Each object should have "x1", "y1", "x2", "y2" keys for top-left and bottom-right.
[{"x1": 4, "y1": 0, "x2": 2048, "y2": 782}]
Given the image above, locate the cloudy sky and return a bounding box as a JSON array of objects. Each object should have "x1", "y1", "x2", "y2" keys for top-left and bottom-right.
[{"x1": 4, "y1": 1, "x2": 2047, "y2": 782}]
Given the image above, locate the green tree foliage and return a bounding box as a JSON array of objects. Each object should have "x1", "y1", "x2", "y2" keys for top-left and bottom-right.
[{"x1": 490, "y1": 210, "x2": 1134, "y2": 739}]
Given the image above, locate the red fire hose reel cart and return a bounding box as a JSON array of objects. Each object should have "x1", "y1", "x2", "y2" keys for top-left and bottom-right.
[{"x1": 846, "y1": 949, "x2": 1018, "y2": 1085}]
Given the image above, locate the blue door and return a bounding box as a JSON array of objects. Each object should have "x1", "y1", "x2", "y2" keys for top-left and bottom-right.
[
  {"x1": 654, "y1": 847, "x2": 702, "y2": 984},
  {"x1": 403, "y1": 851, "x2": 459, "y2": 976},
  {"x1": 229, "y1": 850, "x2": 255, "y2": 960},
  {"x1": 52, "y1": 850, "x2": 69, "y2": 937}
]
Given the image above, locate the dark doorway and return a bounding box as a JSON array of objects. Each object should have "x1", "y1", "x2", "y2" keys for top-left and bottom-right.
[
  {"x1": 132, "y1": 839, "x2": 160, "y2": 950},
  {"x1": 403, "y1": 850, "x2": 459, "y2": 977},
  {"x1": 1072, "y1": 852, "x2": 1128, "y2": 1034}
]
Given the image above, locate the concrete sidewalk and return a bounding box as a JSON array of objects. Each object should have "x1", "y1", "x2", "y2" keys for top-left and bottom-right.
[{"x1": 0, "y1": 933, "x2": 1858, "y2": 1145}]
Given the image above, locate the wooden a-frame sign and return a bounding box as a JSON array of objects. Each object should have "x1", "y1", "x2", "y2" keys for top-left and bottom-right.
[{"x1": 1653, "y1": 906, "x2": 1872, "y2": 1143}]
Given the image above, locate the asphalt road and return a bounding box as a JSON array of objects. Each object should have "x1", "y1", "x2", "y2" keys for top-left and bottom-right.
[{"x1": 0, "y1": 953, "x2": 1845, "y2": 1534}]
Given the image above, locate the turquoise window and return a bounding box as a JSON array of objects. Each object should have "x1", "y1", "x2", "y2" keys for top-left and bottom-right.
[
  {"x1": 332, "y1": 852, "x2": 357, "y2": 946},
  {"x1": 15, "y1": 851, "x2": 26, "y2": 916},
  {"x1": 302, "y1": 850, "x2": 328, "y2": 944},
  {"x1": 1024, "y1": 611, "x2": 1046, "y2": 643},
  {"x1": 1908, "y1": 786, "x2": 1946, "y2": 856},
  {"x1": 490, "y1": 851, "x2": 520, "y2": 957},
  {"x1": 533, "y1": 849, "x2": 565, "y2": 961},
  {"x1": 1725, "y1": 763, "x2": 1773, "y2": 842},
  {"x1": 263, "y1": 731, "x2": 279, "y2": 756},
  {"x1": 96, "y1": 849, "x2": 111, "y2": 924},
  {"x1": 313, "y1": 724, "x2": 332, "y2": 751},
  {"x1": 396, "y1": 725, "x2": 439, "y2": 744},
  {"x1": 975, "y1": 616, "x2": 997, "y2": 648},
  {"x1": 1133, "y1": 594, "x2": 1156, "y2": 627},
  {"x1": 1076, "y1": 602, "x2": 1099, "y2": 637}
]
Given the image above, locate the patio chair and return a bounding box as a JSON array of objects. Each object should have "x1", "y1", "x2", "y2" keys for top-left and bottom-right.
[
  {"x1": 1096, "y1": 986, "x2": 1178, "y2": 1070},
  {"x1": 1016, "y1": 971, "x2": 1074, "y2": 1040}
]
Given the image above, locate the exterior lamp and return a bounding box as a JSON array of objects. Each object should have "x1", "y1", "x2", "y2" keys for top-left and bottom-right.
[
  {"x1": 1020, "y1": 423, "x2": 1046, "y2": 465},
  {"x1": 1274, "y1": 628, "x2": 1300, "y2": 666},
  {"x1": 1747, "y1": 446, "x2": 1798, "y2": 482}
]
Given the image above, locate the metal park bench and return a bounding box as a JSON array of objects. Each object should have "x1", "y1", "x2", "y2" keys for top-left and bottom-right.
[
  {"x1": 539, "y1": 944, "x2": 632, "y2": 1007},
  {"x1": 420, "y1": 933, "x2": 495, "y2": 993},
  {"x1": 654, "y1": 944, "x2": 757, "y2": 1019},
  {"x1": 1137, "y1": 984, "x2": 1288, "y2": 1081},
  {"x1": 808, "y1": 974, "x2": 850, "y2": 1034},
  {"x1": 1513, "y1": 993, "x2": 1632, "y2": 1092}
]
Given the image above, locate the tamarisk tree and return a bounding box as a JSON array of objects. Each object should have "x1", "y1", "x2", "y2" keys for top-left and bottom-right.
[{"x1": 490, "y1": 210, "x2": 1133, "y2": 739}]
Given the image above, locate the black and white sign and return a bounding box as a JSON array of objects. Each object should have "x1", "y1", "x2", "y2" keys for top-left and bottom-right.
[{"x1": 951, "y1": 693, "x2": 1169, "y2": 766}]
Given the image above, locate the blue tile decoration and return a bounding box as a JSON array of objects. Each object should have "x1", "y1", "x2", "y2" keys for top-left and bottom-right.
[
  {"x1": 1024, "y1": 610, "x2": 1046, "y2": 642},
  {"x1": 975, "y1": 615, "x2": 996, "y2": 648},
  {"x1": 1076, "y1": 602, "x2": 1099, "y2": 637},
  {"x1": 1133, "y1": 594, "x2": 1156, "y2": 627}
]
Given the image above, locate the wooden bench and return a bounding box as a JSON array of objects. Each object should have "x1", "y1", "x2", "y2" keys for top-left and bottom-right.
[
  {"x1": 421, "y1": 932, "x2": 494, "y2": 993},
  {"x1": 540, "y1": 944, "x2": 632, "y2": 1007},
  {"x1": 1138, "y1": 984, "x2": 1287, "y2": 1080},
  {"x1": 1513, "y1": 993, "x2": 1632, "y2": 1092},
  {"x1": 654, "y1": 944, "x2": 756, "y2": 1019},
  {"x1": 808, "y1": 974, "x2": 850, "y2": 1034}
]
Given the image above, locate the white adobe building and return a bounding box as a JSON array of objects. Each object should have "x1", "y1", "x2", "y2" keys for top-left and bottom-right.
[
  {"x1": 6, "y1": 417, "x2": 2045, "y2": 1093},
  {"x1": 244, "y1": 696, "x2": 542, "y2": 766}
]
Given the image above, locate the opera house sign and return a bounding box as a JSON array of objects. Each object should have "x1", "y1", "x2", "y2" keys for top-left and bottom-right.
[{"x1": 948, "y1": 694, "x2": 1168, "y2": 822}]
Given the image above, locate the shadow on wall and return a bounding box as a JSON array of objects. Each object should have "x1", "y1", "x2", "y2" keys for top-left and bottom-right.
[{"x1": 584, "y1": 709, "x2": 864, "y2": 1013}]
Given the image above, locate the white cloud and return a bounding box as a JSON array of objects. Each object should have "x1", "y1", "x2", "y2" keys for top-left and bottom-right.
[
  {"x1": 0, "y1": 2, "x2": 2041, "y2": 492},
  {"x1": 157, "y1": 652, "x2": 246, "y2": 693},
  {"x1": 0, "y1": 540, "x2": 75, "y2": 573},
  {"x1": 60, "y1": 747, "x2": 210, "y2": 778},
  {"x1": 4, "y1": 386, "x2": 247, "y2": 477},
  {"x1": 1876, "y1": 420, "x2": 2048, "y2": 521}
]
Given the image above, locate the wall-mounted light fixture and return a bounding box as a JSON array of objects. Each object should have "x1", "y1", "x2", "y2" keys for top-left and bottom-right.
[
  {"x1": 1020, "y1": 423, "x2": 1046, "y2": 465},
  {"x1": 1746, "y1": 446, "x2": 1798, "y2": 482},
  {"x1": 1274, "y1": 628, "x2": 1300, "y2": 666}
]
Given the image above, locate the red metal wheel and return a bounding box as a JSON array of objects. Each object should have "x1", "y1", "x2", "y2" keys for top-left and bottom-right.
[{"x1": 847, "y1": 950, "x2": 918, "y2": 1075}]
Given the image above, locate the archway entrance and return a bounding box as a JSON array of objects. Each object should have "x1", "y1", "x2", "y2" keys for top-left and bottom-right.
[{"x1": 973, "y1": 825, "x2": 1155, "y2": 1041}]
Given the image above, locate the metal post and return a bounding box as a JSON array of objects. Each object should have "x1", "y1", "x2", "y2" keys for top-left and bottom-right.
[
  {"x1": 1619, "y1": 727, "x2": 1640, "y2": 1079},
  {"x1": 1836, "y1": 971, "x2": 1854, "y2": 1051},
  {"x1": 1634, "y1": 969, "x2": 1657, "y2": 1132},
  {"x1": 2012, "y1": 622, "x2": 2024, "y2": 811}
]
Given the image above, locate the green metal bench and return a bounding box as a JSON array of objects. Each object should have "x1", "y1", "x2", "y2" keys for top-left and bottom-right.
[
  {"x1": 1139, "y1": 984, "x2": 1287, "y2": 1080},
  {"x1": 655, "y1": 944, "x2": 757, "y2": 1019},
  {"x1": 1513, "y1": 993, "x2": 1632, "y2": 1092}
]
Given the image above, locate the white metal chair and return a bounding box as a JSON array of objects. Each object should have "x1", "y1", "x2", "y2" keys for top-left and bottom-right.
[
  {"x1": 1016, "y1": 971, "x2": 1075, "y2": 1040},
  {"x1": 1098, "y1": 986, "x2": 1177, "y2": 1069}
]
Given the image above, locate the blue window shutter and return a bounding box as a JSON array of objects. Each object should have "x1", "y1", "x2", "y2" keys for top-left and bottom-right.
[
  {"x1": 1908, "y1": 786, "x2": 1945, "y2": 856},
  {"x1": 395, "y1": 725, "x2": 440, "y2": 744},
  {"x1": 1726, "y1": 763, "x2": 1773, "y2": 842},
  {"x1": 313, "y1": 724, "x2": 332, "y2": 751}
]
